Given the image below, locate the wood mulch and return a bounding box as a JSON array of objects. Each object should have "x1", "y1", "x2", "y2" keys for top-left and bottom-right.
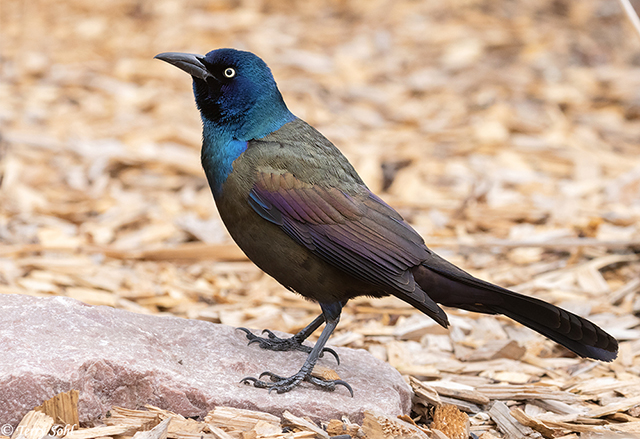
[{"x1": 1, "y1": 0, "x2": 640, "y2": 437}]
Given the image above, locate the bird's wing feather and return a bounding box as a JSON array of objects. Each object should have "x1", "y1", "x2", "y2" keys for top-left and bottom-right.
[{"x1": 248, "y1": 170, "x2": 447, "y2": 323}]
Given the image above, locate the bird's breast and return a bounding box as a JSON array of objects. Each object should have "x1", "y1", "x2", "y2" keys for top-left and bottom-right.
[{"x1": 201, "y1": 138, "x2": 248, "y2": 196}]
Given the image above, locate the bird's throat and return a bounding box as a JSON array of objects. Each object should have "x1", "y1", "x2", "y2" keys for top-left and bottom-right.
[{"x1": 201, "y1": 131, "x2": 248, "y2": 197}]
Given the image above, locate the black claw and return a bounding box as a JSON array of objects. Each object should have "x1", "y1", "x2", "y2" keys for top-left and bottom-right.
[
  {"x1": 303, "y1": 375, "x2": 353, "y2": 396},
  {"x1": 334, "y1": 380, "x2": 354, "y2": 397},
  {"x1": 238, "y1": 327, "x2": 255, "y2": 340},
  {"x1": 239, "y1": 328, "x2": 263, "y2": 346},
  {"x1": 322, "y1": 347, "x2": 340, "y2": 365},
  {"x1": 236, "y1": 326, "x2": 339, "y2": 364},
  {"x1": 262, "y1": 329, "x2": 278, "y2": 338},
  {"x1": 241, "y1": 376, "x2": 272, "y2": 390},
  {"x1": 243, "y1": 369, "x2": 353, "y2": 395},
  {"x1": 258, "y1": 371, "x2": 283, "y2": 381}
]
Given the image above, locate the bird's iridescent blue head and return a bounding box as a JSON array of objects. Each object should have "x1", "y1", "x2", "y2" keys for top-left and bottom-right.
[{"x1": 155, "y1": 48, "x2": 295, "y2": 141}]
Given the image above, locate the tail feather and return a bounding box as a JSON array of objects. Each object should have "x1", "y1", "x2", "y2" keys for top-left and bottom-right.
[
  {"x1": 491, "y1": 303, "x2": 617, "y2": 361},
  {"x1": 407, "y1": 256, "x2": 618, "y2": 362}
]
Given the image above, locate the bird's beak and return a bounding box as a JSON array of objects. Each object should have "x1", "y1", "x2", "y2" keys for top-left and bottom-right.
[{"x1": 154, "y1": 52, "x2": 213, "y2": 81}]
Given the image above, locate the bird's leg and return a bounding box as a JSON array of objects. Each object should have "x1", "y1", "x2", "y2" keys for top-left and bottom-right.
[
  {"x1": 238, "y1": 313, "x2": 340, "y2": 363},
  {"x1": 241, "y1": 302, "x2": 353, "y2": 395}
]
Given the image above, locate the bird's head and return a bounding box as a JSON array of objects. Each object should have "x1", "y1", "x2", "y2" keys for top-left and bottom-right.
[{"x1": 155, "y1": 48, "x2": 294, "y2": 141}]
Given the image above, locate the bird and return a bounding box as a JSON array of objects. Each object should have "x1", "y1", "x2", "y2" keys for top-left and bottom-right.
[{"x1": 154, "y1": 48, "x2": 618, "y2": 395}]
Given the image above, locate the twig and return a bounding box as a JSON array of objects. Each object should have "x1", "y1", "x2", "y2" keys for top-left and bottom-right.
[
  {"x1": 428, "y1": 237, "x2": 640, "y2": 251},
  {"x1": 619, "y1": 0, "x2": 640, "y2": 38}
]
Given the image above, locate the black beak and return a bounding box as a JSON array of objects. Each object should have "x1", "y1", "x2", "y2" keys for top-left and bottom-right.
[{"x1": 154, "y1": 52, "x2": 213, "y2": 81}]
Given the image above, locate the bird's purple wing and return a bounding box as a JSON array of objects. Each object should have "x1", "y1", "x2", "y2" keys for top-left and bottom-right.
[{"x1": 248, "y1": 171, "x2": 432, "y2": 296}]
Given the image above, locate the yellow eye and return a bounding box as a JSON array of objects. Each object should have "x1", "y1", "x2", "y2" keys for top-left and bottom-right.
[{"x1": 224, "y1": 67, "x2": 236, "y2": 78}]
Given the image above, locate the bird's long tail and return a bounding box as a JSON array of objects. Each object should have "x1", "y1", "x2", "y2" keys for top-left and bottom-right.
[{"x1": 409, "y1": 255, "x2": 618, "y2": 362}]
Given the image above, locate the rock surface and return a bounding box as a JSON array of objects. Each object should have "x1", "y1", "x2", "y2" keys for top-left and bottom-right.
[{"x1": 0, "y1": 294, "x2": 411, "y2": 426}]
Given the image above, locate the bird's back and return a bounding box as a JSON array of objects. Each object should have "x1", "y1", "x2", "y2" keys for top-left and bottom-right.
[{"x1": 237, "y1": 118, "x2": 365, "y2": 191}]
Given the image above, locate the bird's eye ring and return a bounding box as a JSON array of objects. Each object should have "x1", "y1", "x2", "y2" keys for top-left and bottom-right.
[{"x1": 224, "y1": 67, "x2": 236, "y2": 78}]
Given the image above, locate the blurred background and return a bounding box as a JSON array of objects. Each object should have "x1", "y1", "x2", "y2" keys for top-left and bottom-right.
[{"x1": 1, "y1": 0, "x2": 640, "y2": 373}]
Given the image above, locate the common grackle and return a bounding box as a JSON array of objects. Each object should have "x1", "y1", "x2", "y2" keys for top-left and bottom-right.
[{"x1": 155, "y1": 48, "x2": 618, "y2": 395}]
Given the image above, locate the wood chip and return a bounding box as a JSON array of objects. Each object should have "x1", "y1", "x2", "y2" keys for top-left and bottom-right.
[
  {"x1": 103, "y1": 406, "x2": 161, "y2": 435},
  {"x1": 458, "y1": 340, "x2": 526, "y2": 362},
  {"x1": 65, "y1": 425, "x2": 131, "y2": 439},
  {"x1": 411, "y1": 377, "x2": 490, "y2": 406},
  {"x1": 361, "y1": 411, "x2": 429, "y2": 439},
  {"x1": 584, "y1": 394, "x2": 640, "y2": 418},
  {"x1": 34, "y1": 390, "x2": 79, "y2": 430},
  {"x1": 281, "y1": 411, "x2": 328, "y2": 439},
  {"x1": 132, "y1": 417, "x2": 171, "y2": 439},
  {"x1": 11, "y1": 411, "x2": 54, "y2": 439},
  {"x1": 205, "y1": 406, "x2": 280, "y2": 431},
  {"x1": 510, "y1": 407, "x2": 564, "y2": 438},
  {"x1": 324, "y1": 419, "x2": 361, "y2": 437},
  {"x1": 430, "y1": 405, "x2": 470, "y2": 439},
  {"x1": 206, "y1": 425, "x2": 236, "y2": 439},
  {"x1": 410, "y1": 376, "x2": 484, "y2": 413},
  {"x1": 311, "y1": 365, "x2": 341, "y2": 381},
  {"x1": 476, "y1": 384, "x2": 579, "y2": 403},
  {"x1": 488, "y1": 402, "x2": 539, "y2": 438}
]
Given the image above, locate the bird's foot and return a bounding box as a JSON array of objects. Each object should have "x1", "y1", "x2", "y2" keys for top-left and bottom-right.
[
  {"x1": 241, "y1": 371, "x2": 353, "y2": 396},
  {"x1": 238, "y1": 327, "x2": 340, "y2": 364}
]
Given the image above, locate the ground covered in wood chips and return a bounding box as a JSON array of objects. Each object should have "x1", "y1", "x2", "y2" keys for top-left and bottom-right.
[{"x1": 2, "y1": 0, "x2": 640, "y2": 437}]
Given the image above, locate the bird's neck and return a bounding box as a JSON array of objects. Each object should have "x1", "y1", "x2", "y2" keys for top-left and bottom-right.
[
  {"x1": 200, "y1": 112, "x2": 295, "y2": 197},
  {"x1": 234, "y1": 90, "x2": 296, "y2": 141}
]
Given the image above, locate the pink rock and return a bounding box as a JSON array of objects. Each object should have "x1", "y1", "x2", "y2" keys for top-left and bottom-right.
[{"x1": 0, "y1": 294, "x2": 411, "y2": 426}]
